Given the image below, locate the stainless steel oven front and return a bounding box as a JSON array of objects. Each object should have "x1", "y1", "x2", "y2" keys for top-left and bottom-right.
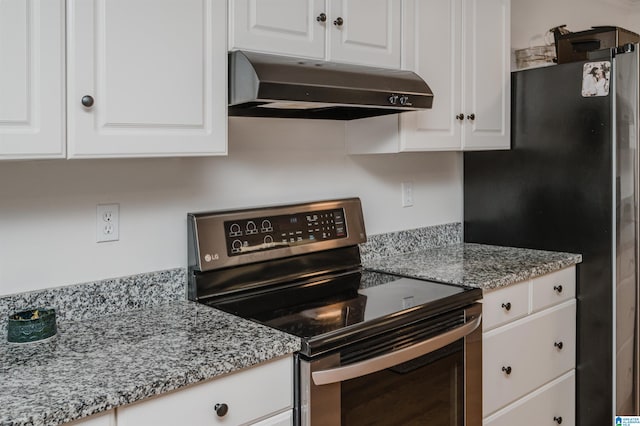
[
  {"x1": 296, "y1": 303, "x2": 482, "y2": 426},
  {"x1": 187, "y1": 198, "x2": 482, "y2": 426}
]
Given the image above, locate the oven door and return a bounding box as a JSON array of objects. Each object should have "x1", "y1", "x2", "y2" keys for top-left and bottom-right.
[{"x1": 297, "y1": 304, "x2": 482, "y2": 426}]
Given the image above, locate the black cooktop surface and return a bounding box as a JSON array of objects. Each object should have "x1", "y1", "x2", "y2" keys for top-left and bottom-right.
[{"x1": 209, "y1": 270, "x2": 481, "y2": 356}]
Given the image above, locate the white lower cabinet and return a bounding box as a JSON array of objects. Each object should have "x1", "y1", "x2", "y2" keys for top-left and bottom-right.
[
  {"x1": 116, "y1": 356, "x2": 292, "y2": 426},
  {"x1": 482, "y1": 266, "x2": 576, "y2": 425},
  {"x1": 484, "y1": 371, "x2": 575, "y2": 426}
]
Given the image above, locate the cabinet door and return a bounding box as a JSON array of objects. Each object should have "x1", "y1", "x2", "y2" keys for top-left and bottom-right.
[
  {"x1": 230, "y1": 0, "x2": 325, "y2": 59},
  {"x1": 0, "y1": 0, "x2": 65, "y2": 159},
  {"x1": 67, "y1": 0, "x2": 227, "y2": 158},
  {"x1": 461, "y1": 0, "x2": 510, "y2": 150},
  {"x1": 329, "y1": 0, "x2": 401, "y2": 68},
  {"x1": 117, "y1": 356, "x2": 293, "y2": 426},
  {"x1": 400, "y1": 0, "x2": 463, "y2": 151}
]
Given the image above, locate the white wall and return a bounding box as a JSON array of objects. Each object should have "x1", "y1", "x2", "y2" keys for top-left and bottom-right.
[
  {"x1": 511, "y1": 0, "x2": 640, "y2": 50},
  {"x1": 0, "y1": 118, "x2": 462, "y2": 296}
]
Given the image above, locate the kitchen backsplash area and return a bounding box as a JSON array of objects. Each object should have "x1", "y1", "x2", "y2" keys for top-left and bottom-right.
[
  {"x1": 0, "y1": 269, "x2": 186, "y2": 336},
  {"x1": 359, "y1": 222, "x2": 462, "y2": 263},
  {"x1": 0, "y1": 223, "x2": 462, "y2": 336}
]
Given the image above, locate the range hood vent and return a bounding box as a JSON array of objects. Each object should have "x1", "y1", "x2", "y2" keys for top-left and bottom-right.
[{"x1": 228, "y1": 50, "x2": 433, "y2": 120}]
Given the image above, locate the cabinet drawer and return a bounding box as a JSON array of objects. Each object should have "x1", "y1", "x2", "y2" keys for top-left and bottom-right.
[
  {"x1": 482, "y1": 280, "x2": 529, "y2": 331},
  {"x1": 531, "y1": 267, "x2": 575, "y2": 312},
  {"x1": 484, "y1": 370, "x2": 575, "y2": 426},
  {"x1": 483, "y1": 300, "x2": 576, "y2": 416},
  {"x1": 117, "y1": 356, "x2": 292, "y2": 426}
]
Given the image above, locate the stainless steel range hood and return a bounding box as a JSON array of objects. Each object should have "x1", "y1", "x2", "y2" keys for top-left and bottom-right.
[{"x1": 228, "y1": 50, "x2": 433, "y2": 120}]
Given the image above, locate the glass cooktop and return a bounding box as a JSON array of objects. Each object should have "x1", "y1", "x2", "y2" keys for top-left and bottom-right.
[{"x1": 210, "y1": 270, "x2": 481, "y2": 355}]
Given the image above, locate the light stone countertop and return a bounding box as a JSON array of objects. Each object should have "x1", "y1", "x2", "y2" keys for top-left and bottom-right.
[
  {"x1": 363, "y1": 243, "x2": 582, "y2": 290},
  {"x1": 0, "y1": 301, "x2": 301, "y2": 426},
  {"x1": 0, "y1": 234, "x2": 582, "y2": 426}
]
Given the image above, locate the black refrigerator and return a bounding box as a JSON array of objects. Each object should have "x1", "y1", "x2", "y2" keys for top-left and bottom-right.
[{"x1": 464, "y1": 45, "x2": 639, "y2": 426}]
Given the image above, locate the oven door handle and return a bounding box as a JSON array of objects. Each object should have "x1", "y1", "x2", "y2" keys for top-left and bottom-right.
[{"x1": 311, "y1": 314, "x2": 481, "y2": 386}]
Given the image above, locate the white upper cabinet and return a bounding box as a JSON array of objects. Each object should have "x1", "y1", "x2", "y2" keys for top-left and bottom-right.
[
  {"x1": 66, "y1": 0, "x2": 227, "y2": 158},
  {"x1": 399, "y1": 0, "x2": 462, "y2": 151},
  {"x1": 400, "y1": 0, "x2": 510, "y2": 151},
  {"x1": 229, "y1": 0, "x2": 401, "y2": 69},
  {"x1": 461, "y1": 0, "x2": 510, "y2": 150},
  {"x1": 328, "y1": 0, "x2": 401, "y2": 68},
  {"x1": 230, "y1": 0, "x2": 326, "y2": 60},
  {"x1": 0, "y1": 0, "x2": 65, "y2": 160},
  {"x1": 346, "y1": 0, "x2": 510, "y2": 154}
]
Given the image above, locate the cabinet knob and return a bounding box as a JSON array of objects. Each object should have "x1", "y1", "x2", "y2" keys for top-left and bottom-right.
[
  {"x1": 316, "y1": 13, "x2": 327, "y2": 22},
  {"x1": 466, "y1": 113, "x2": 475, "y2": 121},
  {"x1": 554, "y1": 416, "x2": 563, "y2": 424},
  {"x1": 554, "y1": 285, "x2": 563, "y2": 293},
  {"x1": 554, "y1": 341, "x2": 564, "y2": 350},
  {"x1": 214, "y1": 403, "x2": 228, "y2": 417},
  {"x1": 501, "y1": 366, "x2": 512, "y2": 375},
  {"x1": 501, "y1": 302, "x2": 511, "y2": 311},
  {"x1": 333, "y1": 17, "x2": 344, "y2": 26},
  {"x1": 81, "y1": 95, "x2": 95, "y2": 108},
  {"x1": 455, "y1": 113, "x2": 464, "y2": 121}
]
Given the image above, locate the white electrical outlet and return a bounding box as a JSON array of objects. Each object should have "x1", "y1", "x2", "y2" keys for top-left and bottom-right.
[
  {"x1": 401, "y1": 182, "x2": 414, "y2": 207},
  {"x1": 97, "y1": 204, "x2": 120, "y2": 242}
]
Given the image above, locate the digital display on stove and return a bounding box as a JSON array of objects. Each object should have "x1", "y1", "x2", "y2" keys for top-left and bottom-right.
[{"x1": 224, "y1": 208, "x2": 346, "y2": 256}]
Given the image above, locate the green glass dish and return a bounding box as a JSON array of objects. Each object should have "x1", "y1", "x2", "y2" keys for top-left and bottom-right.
[{"x1": 7, "y1": 308, "x2": 57, "y2": 344}]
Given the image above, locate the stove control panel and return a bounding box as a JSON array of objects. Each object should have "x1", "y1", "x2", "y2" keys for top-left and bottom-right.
[
  {"x1": 224, "y1": 208, "x2": 346, "y2": 256},
  {"x1": 188, "y1": 198, "x2": 366, "y2": 272}
]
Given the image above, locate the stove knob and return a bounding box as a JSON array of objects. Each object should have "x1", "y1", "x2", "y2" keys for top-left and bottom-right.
[
  {"x1": 229, "y1": 223, "x2": 241, "y2": 236},
  {"x1": 214, "y1": 403, "x2": 228, "y2": 417},
  {"x1": 231, "y1": 240, "x2": 242, "y2": 253}
]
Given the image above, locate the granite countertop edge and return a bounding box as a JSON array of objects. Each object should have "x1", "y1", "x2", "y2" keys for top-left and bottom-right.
[
  {"x1": 0, "y1": 300, "x2": 302, "y2": 426},
  {"x1": 469, "y1": 256, "x2": 583, "y2": 289}
]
